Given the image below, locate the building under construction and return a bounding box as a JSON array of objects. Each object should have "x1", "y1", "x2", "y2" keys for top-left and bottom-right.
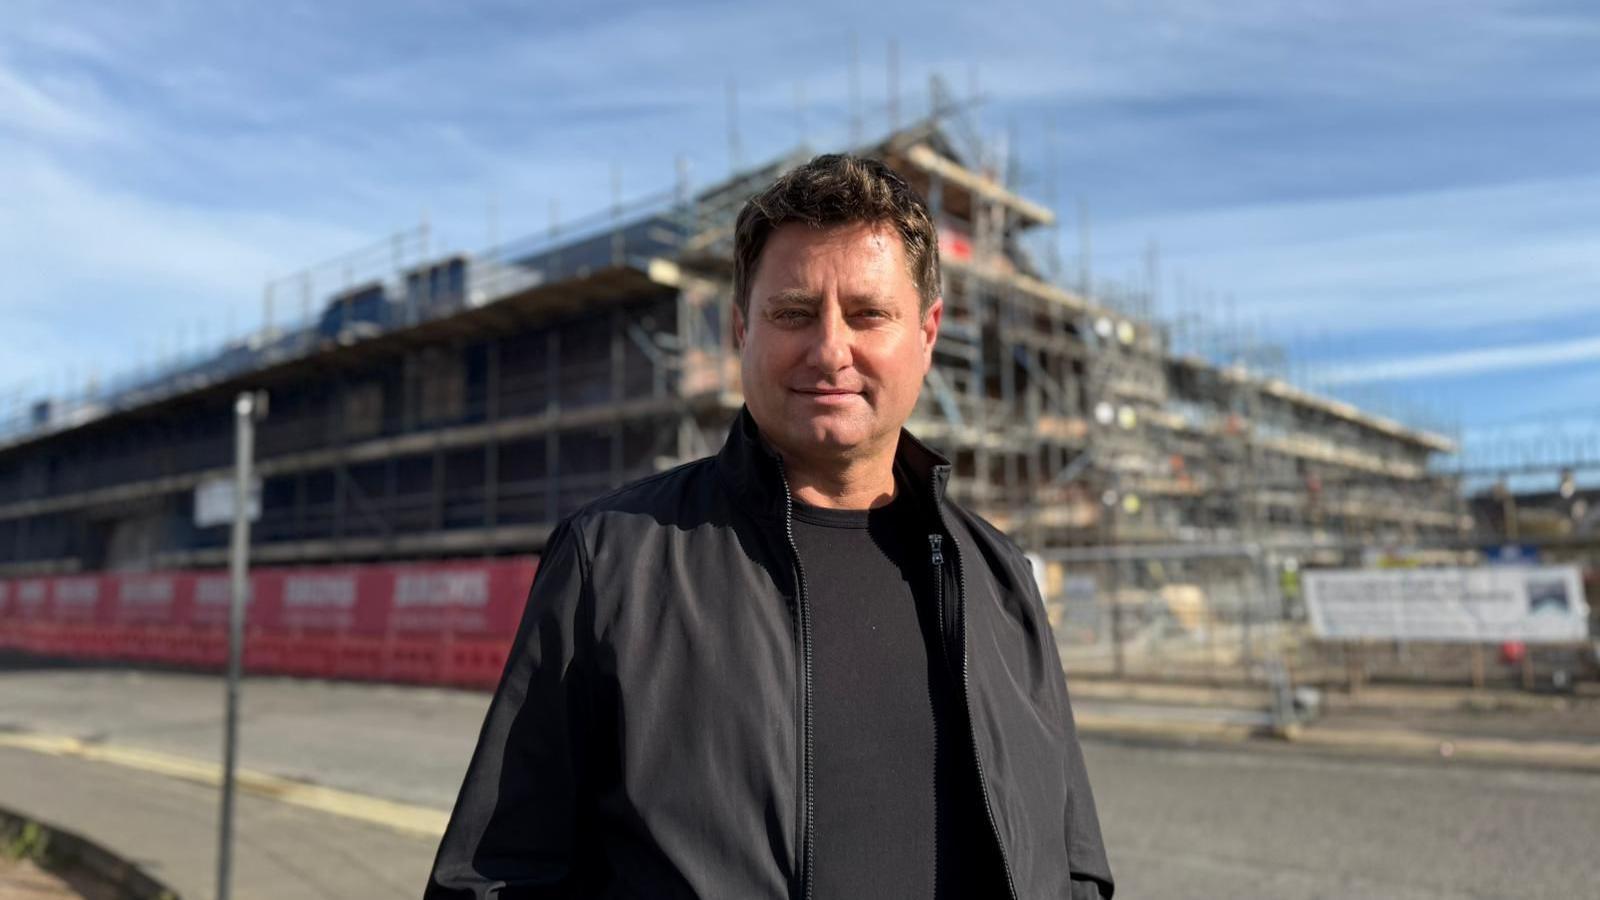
[{"x1": 0, "y1": 122, "x2": 1466, "y2": 584}]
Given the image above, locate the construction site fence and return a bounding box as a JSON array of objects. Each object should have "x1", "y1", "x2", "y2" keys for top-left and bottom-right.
[
  {"x1": 5, "y1": 543, "x2": 1596, "y2": 695},
  {"x1": 0, "y1": 558, "x2": 538, "y2": 690},
  {"x1": 1037, "y1": 543, "x2": 1600, "y2": 692}
]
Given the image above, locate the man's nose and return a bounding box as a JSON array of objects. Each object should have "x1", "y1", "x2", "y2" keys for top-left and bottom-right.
[{"x1": 808, "y1": 310, "x2": 851, "y2": 374}]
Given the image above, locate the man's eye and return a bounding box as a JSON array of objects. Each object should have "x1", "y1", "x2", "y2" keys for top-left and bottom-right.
[{"x1": 774, "y1": 309, "x2": 811, "y2": 323}]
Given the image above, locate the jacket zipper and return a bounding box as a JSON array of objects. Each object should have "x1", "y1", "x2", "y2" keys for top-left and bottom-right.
[
  {"x1": 928, "y1": 534, "x2": 947, "y2": 671},
  {"x1": 930, "y1": 480, "x2": 1020, "y2": 900},
  {"x1": 774, "y1": 459, "x2": 816, "y2": 900}
]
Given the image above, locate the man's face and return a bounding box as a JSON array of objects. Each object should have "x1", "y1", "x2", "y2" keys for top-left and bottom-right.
[{"x1": 734, "y1": 221, "x2": 941, "y2": 467}]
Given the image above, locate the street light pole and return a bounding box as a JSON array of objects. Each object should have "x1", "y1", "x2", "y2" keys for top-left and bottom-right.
[{"x1": 217, "y1": 391, "x2": 259, "y2": 900}]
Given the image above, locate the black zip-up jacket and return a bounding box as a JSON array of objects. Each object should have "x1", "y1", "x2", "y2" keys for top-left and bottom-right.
[{"x1": 426, "y1": 408, "x2": 1114, "y2": 899}]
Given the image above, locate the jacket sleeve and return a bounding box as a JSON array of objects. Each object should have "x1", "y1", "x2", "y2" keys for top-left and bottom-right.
[
  {"x1": 1023, "y1": 555, "x2": 1116, "y2": 899},
  {"x1": 425, "y1": 518, "x2": 599, "y2": 899},
  {"x1": 1062, "y1": 705, "x2": 1115, "y2": 900}
]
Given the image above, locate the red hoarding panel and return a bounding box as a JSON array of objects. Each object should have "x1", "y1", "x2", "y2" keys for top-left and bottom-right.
[
  {"x1": 112, "y1": 573, "x2": 184, "y2": 626},
  {"x1": 53, "y1": 576, "x2": 107, "y2": 624},
  {"x1": 0, "y1": 558, "x2": 539, "y2": 687},
  {"x1": 190, "y1": 572, "x2": 237, "y2": 629},
  {"x1": 273, "y1": 567, "x2": 362, "y2": 633},
  {"x1": 385, "y1": 559, "x2": 537, "y2": 637},
  {"x1": 9, "y1": 580, "x2": 49, "y2": 623}
]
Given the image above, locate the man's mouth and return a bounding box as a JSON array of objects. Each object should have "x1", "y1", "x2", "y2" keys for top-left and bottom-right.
[{"x1": 794, "y1": 388, "x2": 863, "y2": 403}]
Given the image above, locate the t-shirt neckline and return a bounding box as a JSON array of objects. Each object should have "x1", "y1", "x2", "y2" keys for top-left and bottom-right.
[{"x1": 791, "y1": 486, "x2": 911, "y2": 529}]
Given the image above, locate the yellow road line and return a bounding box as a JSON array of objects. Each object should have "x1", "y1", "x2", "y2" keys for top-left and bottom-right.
[
  {"x1": 1075, "y1": 713, "x2": 1259, "y2": 742},
  {"x1": 0, "y1": 732, "x2": 448, "y2": 840},
  {"x1": 1076, "y1": 713, "x2": 1600, "y2": 771},
  {"x1": 1290, "y1": 726, "x2": 1600, "y2": 771}
]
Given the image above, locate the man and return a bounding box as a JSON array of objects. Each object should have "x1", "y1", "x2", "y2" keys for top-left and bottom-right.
[{"x1": 426, "y1": 154, "x2": 1114, "y2": 899}]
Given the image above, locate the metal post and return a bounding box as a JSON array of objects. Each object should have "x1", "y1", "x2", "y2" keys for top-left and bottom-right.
[
  {"x1": 1241, "y1": 564, "x2": 1255, "y2": 674},
  {"x1": 217, "y1": 391, "x2": 257, "y2": 900},
  {"x1": 610, "y1": 162, "x2": 624, "y2": 267},
  {"x1": 1110, "y1": 557, "x2": 1125, "y2": 679},
  {"x1": 486, "y1": 339, "x2": 500, "y2": 533}
]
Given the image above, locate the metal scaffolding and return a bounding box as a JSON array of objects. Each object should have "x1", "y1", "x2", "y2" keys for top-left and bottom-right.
[{"x1": 0, "y1": 120, "x2": 1467, "y2": 581}]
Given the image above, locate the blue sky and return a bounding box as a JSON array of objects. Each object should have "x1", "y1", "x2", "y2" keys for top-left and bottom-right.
[{"x1": 4, "y1": 0, "x2": 1598, "y2": 464}]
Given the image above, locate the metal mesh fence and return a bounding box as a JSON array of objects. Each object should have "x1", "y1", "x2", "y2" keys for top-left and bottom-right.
[
  {"x1": 1037, "y1": 543, "x2": 1290, "y2": 685},
  {"x1": 1037, "y1": 542, "x2": 1600, "y2": 692}
]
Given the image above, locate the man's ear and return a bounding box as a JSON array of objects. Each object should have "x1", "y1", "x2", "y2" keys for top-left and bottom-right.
[
  {"x1": 732, "y1": 302, "x2": 747, "y2": 350},
  {"x1": 920, "y1": 296, "x2": 943, "y2": 372}
]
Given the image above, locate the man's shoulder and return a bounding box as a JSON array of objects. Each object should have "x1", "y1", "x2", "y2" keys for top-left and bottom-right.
[
  {"x1": 940, "y1": 499, "x2": 1047, "y2": 612},
  {"x1": 941, "y1": 497, "x2": 1027, "y2": 560},
  {"x1": 563, "y1": 455, "x2": 726, "y2": 541}
]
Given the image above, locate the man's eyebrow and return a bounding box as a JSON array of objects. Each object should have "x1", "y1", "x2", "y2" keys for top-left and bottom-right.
[
  {"x1": 763, "y1": 289, "x2": 820, "y2": 308},
  {"x1": 841, "y1": 293, "x2": 891, "y2": 307}
]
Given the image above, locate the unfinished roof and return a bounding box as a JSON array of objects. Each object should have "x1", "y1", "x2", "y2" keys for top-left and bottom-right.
[{"x1": 1171, "y1": 355, "x2": 1457, "y2": 453}]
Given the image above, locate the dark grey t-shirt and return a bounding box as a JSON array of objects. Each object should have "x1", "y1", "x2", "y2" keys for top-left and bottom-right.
[{"x1": 791, "y1": 484, "x2": 1005, "y2": 898}]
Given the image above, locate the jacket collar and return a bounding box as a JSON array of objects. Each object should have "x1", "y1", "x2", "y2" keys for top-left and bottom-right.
[{"x1": 715, "y1": 405, "x2": 953, "y2": 521}]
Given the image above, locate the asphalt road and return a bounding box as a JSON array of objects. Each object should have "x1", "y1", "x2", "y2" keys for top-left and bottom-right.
[
  {"x1": 2, "y1": 668, "x2": 1597, "y2": 898},
  {"x1": 1091, "y1": 739, "x2": 1600, "y2": 899}
]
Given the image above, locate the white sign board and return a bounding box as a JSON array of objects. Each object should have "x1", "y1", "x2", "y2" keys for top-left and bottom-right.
[
  {"x1": 194, "y1": 475, "x2": 261, "y2": 528},
  {"x1": 1026, "y1": 553, "x2": 1049, "y2": 605},
  {"x1": 1304, "y1": 566, "x2": 1590, "y2": 643}
]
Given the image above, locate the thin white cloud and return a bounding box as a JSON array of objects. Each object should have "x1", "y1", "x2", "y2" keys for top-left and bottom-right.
[
  {"x1": 1090, "y1": 172, "x2": 1600, "y2": 335},
  {"x1": 937, "y1": 0, "x2": 1595, "y2": 107},
  {"x1": 0, "y1": 57, "x2": 110, "y2": 141},
  {"x1": 1321, "y1": 333, "x2": 1600, "y2": 385},
  {"x1": 1, "y1": 150, "x2": 366, "y2": 301},
  {"x1": 0, "y1": 146, "x2": 370, "y2": 387}
]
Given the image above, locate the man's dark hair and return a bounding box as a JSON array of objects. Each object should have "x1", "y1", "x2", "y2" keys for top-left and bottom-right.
[{"x1": 733, "y1": 153, "x2": 941, "y2": 318}]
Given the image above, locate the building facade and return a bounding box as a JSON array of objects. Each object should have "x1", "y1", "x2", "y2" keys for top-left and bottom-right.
[{"x1": 0, "y1": 125, "x2": 1465, "y2": 579}]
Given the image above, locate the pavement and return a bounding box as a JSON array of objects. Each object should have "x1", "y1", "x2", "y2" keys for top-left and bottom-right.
[
  {"x1": 0, "y1": 854, "x2": 84, "y2": 900},
  {"x1": 1090, "y1": 739, "x2": 1600, "y2": 899},
  {"x1": 2, "y1": 664, "x2": 1599, "y2": 898},
  {"x1": 1066, "y1": 674, "x2": 1600, "y2": 772},
  {"x1": 0, "y1": 745, "x2": 435, "y2": 900}
]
